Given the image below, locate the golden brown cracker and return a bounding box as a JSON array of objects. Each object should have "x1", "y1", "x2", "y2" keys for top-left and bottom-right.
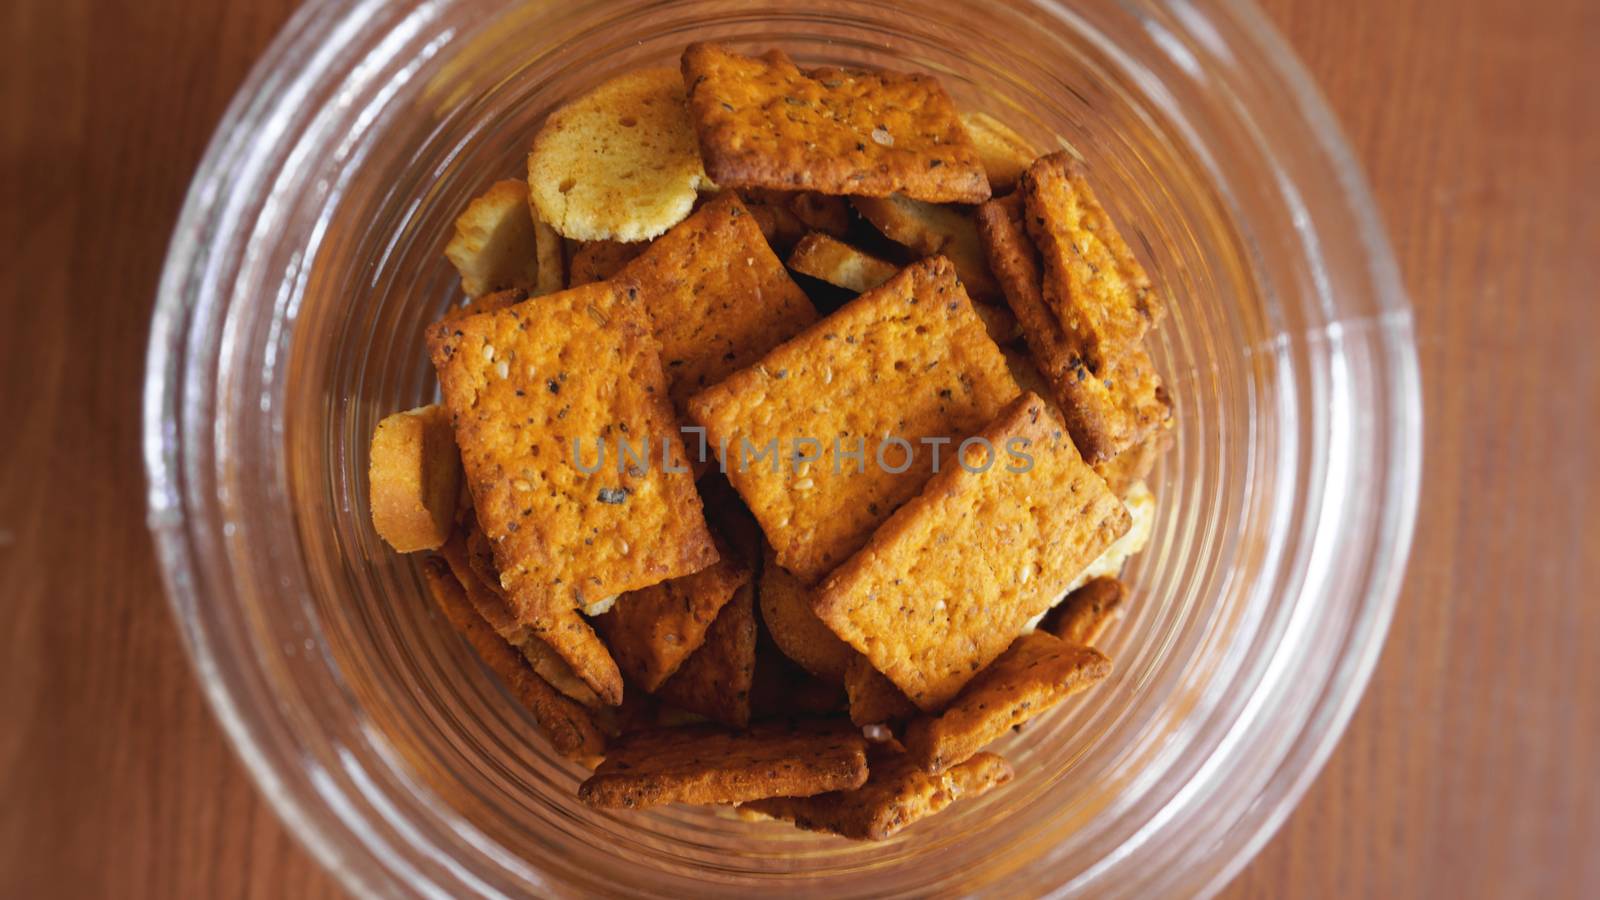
[
  {"x1": 568, "y1": 239, "x2": 647, "y2": 286},
  {"x1": 977, "y1": 191, "x2": 1169, "y2": 463},
  {"x1": 758, "y1": 546, "x2": 856, "y2": 684},
  {"x1": 1042, "y1": 576, "x2": 1126, "y2": 647},
  {"x1": 742, "y1": 748, "x2": 1011, "y2": 840},
  {"x1": 427, "y1": 283, "x2": 718, "y2": 702},
  {"x1": 852, "y1": 194, "x2": 999, "y2": 301},
  {"x1": 814, "y1": 393, "x2": 1129, "y2": 710},
  {"x1": 1017, "y1": 154, "x2": 1169, "y2": 461},
  {"x1": 654, "y1": 578, "x2": 757, "y2": 727},
  {"x1": 845, "y1": 655, "x2": 919, "y2": 728},
  {"x1": 786, "y1": 232, "x2": 898, "y2": 294},
  {"x1": 368, "y1": 405, "x2": 460, "y2": 553},
  {"x1": 595, "y1": 543, "x2": 752, "y2": 692},
  {"x1": 578, "y1": 721, "x2": 868, "y2": 809},
  {"x1": 420, "y1": 557, "x2": 606, "y2": 759},
  {"x1": 444, "y1": 179, "x2": 540, "y2": 297},
  {"x1": 614, "y1": 192, "x2": 817, "y2": 411},
  {"x1": 527, "y1": 67, "x2": 711, "y2": 241},
  {"x1": 688, "y1": 256, "x2": 1020, "y2": 584},
  {"x1": 960, "y1": 111, "x2": 1037, "y2": 194},
  {"x1": 682, "y1": 43, "x2": 989, "y2": 204},
  {"x1": 1023, "y1": 152, "x2": 1163, "y2": 340},
  {"x1": 903, "y1": 631, "x2": 1110, "y2": 773},
  {"x1": 439, "y1": 529, "x2": 525, "y2": 643},
  {"x1": 514, "y1": 630, "x2": 605, "y2": 709}
]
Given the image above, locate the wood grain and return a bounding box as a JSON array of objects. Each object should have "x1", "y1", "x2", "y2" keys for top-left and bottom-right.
[{"x1": 0, "y1": 0, "x2": 1594, "y2": 897}]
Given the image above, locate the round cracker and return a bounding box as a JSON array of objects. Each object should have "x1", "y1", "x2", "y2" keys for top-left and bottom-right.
[
  {"x1": 759, "y1": 546, "x2": 856, "y2": 684},
  {"x1": 528, "y1": 67, "x2": 712, "y2": 242}
]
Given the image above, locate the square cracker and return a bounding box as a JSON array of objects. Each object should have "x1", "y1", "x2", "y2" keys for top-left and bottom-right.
[
  {"x1": 681, "y1": 43, "x2": 989, "y2": 204},
  {"x1": 419, "y1": 557, "x2": 606, "y2": 760},
  {"x1": 654, "y1": 577, "x2": 758, "y2": 728},
  {"x1": 595, "y1": 540, "x2": 752, "y2": 692},
  {"x1": 814, "y1": 392, "x2": 1130, "y2": 711},
  {"x1": 614, "y1": 191, "x2": 817, "y2": 412},
  {"x1": 426, "y1": 281, "x2": 718, "y2": 635},
  {"x1": 688, "y1": 256, "x2": 1020, "y2": 584},
  {"x1": 577, "y1": 721, "x2": 867, "y2": 809},
  {"x1": 1022, "y1": 152, "x2": 1163, "y2": 342},
  {"x1": 977, "y1": 191, "x2": 1169, "y2": 463},
  {"x1": 903, "y1": 631, "x2": 1110, "y2": 773},
  {"x1": 742, "y1": 748, "x2": 1012, "y2": 840}
]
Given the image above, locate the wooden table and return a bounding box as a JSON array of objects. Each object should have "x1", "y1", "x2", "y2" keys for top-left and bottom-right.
[{"x1": 3, "y1": 0, "x2": 1595, "y2": 896}]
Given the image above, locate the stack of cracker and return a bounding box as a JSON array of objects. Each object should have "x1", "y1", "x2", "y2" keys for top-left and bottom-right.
[{"x1": 366, "y1": 42, "x2": 1172, "y2": 841}]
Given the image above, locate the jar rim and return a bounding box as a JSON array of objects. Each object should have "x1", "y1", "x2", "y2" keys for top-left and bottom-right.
[{"x1": 144, "y1": 1, "x2": 1421, "y2": 896}]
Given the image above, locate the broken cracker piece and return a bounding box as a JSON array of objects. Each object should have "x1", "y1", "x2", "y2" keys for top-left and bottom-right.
[
  {"x1": 568, "y1": 239, "x2": 648, "y2": 286},
  {"x1": 743, "y1": 748, "x2": 1012, "y2": 840},
  {"x1": 1042, "y1": 576, "x2": 1126, "y2": 647},
  {"x1": 427, "y1": 283, "x2": 718, "y2": 703},
  {"x1": 682, "y1": 43, "x2": 988, "y2": 204},
  {"x1": 596, "y1": 542, "x2": 752, "y2": 692},
  {"x1": 814, "y1": 392, "x2": 1129, "y2": 710},
  {"x1": 444, "y1": 530, "x2": 604, "y2": 708},
  {"x1": 852, "y1": 194, "x2": 999, "y2": 301},
  {"x1": 614, "y1": 191, "x2": 816, "y2": 412},
  {"x1": 960, "y1": 111, "x2": 1037, "y2": 194},
  {"x1": 578, "y1": 721, "x2": 867, "y2": 809},
  {"x1": 759, "y1": 545, "x2": 856, "y2": 684},
  {"x1": 977, "y1": 190, "x2": 1169, "y2": 462},
  {"x1": 369, "y1": 405, "x2": 460, "y2": 553},
  {"x1": 845, "y1": 654, "x2": 919, "y2": 728},
  {"x1": 528, "y1": 67, "x2": 712, "y2": 242},
  {"x1": 903, "y1": 631, "x2": 1110, "y2": 773},
  {"x1": 655, "y1": 578, "x2": 757, "y2": 728},
  {"x1": 420, "y1": 557, "x2": 606, "y2": 759},
  {"x1": 786, "y1": 232, "x2": 898, "y2": 294},
  {"x1": 445, "y1": 179, "x2": 540, "y2": 297},
  {"x1": 688, "y1": 256, "x2": 1019, "y2": 584}
]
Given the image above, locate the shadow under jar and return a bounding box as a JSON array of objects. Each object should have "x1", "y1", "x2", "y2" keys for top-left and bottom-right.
[{"x1": 143, "y1": 0, "x2": 1422, "y2": 896}]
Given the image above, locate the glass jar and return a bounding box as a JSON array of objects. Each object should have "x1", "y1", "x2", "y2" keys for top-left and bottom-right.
[{"x1": 143, "y1": 0, "x2": 1422, "y2": 895}]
